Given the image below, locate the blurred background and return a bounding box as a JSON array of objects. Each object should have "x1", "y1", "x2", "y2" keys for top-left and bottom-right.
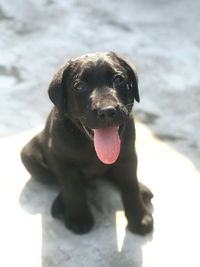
[
  {"x1": 1, "y1": 0, "x2": 200, "y2": 168},
  {"x1": 0, "y1": 0, "x2": 200, "y2": 267}
]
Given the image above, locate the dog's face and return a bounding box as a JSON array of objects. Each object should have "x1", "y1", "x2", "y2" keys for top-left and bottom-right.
[{"x1": 48, "y1": 52, "x2": 140, "y2": 164}]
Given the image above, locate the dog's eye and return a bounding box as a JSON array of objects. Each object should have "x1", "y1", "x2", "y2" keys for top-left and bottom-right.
[
  {"x1": 75, "y1": 82, "x2": 88, "y2": 92},
  {"x1": 113, "y1": 75, "x2": 125, "y2": 86}
]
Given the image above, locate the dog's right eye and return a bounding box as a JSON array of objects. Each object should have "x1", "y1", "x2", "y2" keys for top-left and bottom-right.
[
  {"x1": 113, "y1": 74, "x2": 125, "y2": 86},
  {"x1": 74, "y1": 82, "x2": 88, "y2": 92}
]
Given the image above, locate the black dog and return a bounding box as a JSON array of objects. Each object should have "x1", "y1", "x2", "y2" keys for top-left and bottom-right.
[{"x1": 21, "y1": 52, "x2": 153, "y2": 235}]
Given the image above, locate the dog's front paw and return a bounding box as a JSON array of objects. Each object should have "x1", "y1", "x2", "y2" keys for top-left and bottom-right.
[
  {"x1": 128, "y1": 213, "x2": 153, "y2": 236},
  {"x1": 51, "y1": 193, "x2": 65, "y2": 219},
  {"x1": 64, "y1": 211, "x2": 94, "y2": 235},
  {"x1": 51, "y1": 193, "x2": 94, "y2": 234},
  {"x1": 139, "y1": 182, "x2": 154, "y2": 204}
]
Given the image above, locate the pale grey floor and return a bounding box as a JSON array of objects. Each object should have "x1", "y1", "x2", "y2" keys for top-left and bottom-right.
[{"x1": 0, "y1": 1, "x2": 200, "y2": 266}]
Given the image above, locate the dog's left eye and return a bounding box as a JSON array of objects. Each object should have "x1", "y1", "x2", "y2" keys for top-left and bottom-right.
[
  {"x1": 113, "y1": 75, "x2": 125, "y2": 86},
  {"x1": 75, "y1": 82, "x2": 88, "y2": 92}
]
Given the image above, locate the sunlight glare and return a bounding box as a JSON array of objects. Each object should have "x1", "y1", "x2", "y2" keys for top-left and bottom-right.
[{"x1": 116, "y1": 210, "x2": 128, "y2": 252}]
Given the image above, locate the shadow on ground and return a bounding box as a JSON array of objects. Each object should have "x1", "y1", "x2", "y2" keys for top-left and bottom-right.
[{"x1": 19, "y1": 177, "x2": 152, "y2": 267}]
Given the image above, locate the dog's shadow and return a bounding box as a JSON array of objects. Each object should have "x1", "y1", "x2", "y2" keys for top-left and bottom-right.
[{"x1": 19, "y1": 177, "x2": 153, "y2": 267}]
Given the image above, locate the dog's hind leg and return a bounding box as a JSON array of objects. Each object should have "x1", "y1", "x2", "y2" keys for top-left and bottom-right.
[{"x1": 21, "y1": 135, "x2": 57, "y2": 185}]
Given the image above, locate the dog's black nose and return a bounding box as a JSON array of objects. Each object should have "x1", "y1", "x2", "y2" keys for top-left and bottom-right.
[{"x1": 98, "y1": 106, "x2": 117, "y2": 119}]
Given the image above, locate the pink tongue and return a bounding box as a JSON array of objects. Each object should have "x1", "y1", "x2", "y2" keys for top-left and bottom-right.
[{"x1": 93, "y1": 126, "x2": 121, "y2": 164}]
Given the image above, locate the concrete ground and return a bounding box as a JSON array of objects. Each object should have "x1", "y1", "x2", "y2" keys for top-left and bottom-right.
[{"x1": 0, "y1": 0, "x2": 200, "y2": 266}]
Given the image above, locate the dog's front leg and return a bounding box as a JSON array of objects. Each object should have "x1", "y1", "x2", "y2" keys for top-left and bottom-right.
[
  {"x1": 108, "y1": 156, "x2": 153, "y2": 235},
  {"x1": 51, "y1": 165, "x2": 94, "y2": 234}
]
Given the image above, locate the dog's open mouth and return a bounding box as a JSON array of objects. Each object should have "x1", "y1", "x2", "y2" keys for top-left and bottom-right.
[{"x1": 81, "y1": 123, "x2": 123, "y2": 165}]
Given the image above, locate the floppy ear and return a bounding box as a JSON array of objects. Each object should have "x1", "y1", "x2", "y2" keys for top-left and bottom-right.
[
  {"x1": 125, "y1": 61, "x2": 140, "y2": 103},
  {"x1": 109, "y1": 52, "x2": 140, "y2": 103},
  {"x1": 48, "y1": 61, "x2": 71, "y2": 114}
]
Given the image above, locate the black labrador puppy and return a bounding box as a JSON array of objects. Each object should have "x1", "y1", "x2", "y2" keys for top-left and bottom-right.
[{"x1": 21, "y1": 52, "x2": 153, "y2": 235}]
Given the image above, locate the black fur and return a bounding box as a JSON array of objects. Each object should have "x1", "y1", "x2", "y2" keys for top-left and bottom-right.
[{"x1": 21, "y1": 52, "x2": 153, "y2": 235}]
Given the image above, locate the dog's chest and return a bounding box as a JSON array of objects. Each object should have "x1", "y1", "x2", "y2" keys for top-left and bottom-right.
[
  {"x1": 68, "y1": 145, "x2": 109, "y2": 178},
  {"x1": 53, "y1": 136, "x2": 109, "y2": 178},
  {"x1": 80, "y1": 161, "x2": 109, "y2": 179}
]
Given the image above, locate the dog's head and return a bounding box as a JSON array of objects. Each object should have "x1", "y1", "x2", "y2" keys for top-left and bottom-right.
[{"x1": 48, "y1": 52, "x2": 140, "y2": 164}]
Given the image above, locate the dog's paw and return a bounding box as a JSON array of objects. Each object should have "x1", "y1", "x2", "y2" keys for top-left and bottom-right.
[
  {"x1": 64, "y1": 211, "x2": 94, "y2": 235},
  {"x1": 51, "y1": 193, "x2": 65, "y2": 219},
  {"x1": 51, "y1": 193, "x2": 94, "y2": 234},
  {"x1": 128, "y1": 213, "x2": 154, "y2": 236},
  {"x1": 139, "y1": 182, "x2": 153, "y2": 204}
]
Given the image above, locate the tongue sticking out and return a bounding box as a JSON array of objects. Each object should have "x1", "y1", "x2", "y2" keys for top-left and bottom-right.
[{"x1": 93, "y1": 126, "x2": 121, "y2": 164}]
